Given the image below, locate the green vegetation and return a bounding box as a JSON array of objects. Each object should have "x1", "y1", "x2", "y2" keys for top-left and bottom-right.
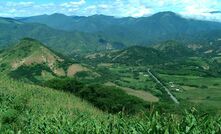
[
  {"x1": 9, "y1": 64, "x2": 55, "y2": 83},
  {"x1": 0, "y1": 74, "x2": 221, "y2": 133},
  {"x1": 0, "y1": 38, "x2": 91, "y2": 83},
  {"x1": 45, "y1": 78, "x2": 149, "y2": 114},
  {"x1": 158, "y1": 74, "x2": 221, "y2": 112}
]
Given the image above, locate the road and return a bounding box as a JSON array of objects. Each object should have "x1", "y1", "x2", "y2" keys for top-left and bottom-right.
[{"x1": 147, "y1": 69, "x2": 180, "y2": 104}]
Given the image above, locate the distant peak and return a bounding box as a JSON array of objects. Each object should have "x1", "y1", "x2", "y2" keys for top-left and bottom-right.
[
  {"x1": 90, "y1": 14, "x2": 114, "y2": 18},
  {"x1": 156, "y1": 11, "x2": 176, "y2": 15},
  {"x1": 21, "y1": 37, "x2": 38, "y2": 42},
  {"x1": 20, "y1": 37, "x2": 41, "y2": 44},
  {"x1": 151, "y1": 11, "x2": 179, "y2": 18},
  {"x1": 18, "y1": 38, "x2": 44, "y2": 48},
  {"x1": 51, "y1": 13, "x2": 67, "y2": 17}
]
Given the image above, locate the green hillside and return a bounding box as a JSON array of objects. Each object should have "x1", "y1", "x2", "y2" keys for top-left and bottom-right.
[
  {"x1": 83, "y1": 42, "x2": 194, "y2": 66},
  {"x1": 83, "y1": 41, "x2": 221, "y2": 77},
  {"x1": 0, "y1": 38, "x2": 91, "y2": 83}
]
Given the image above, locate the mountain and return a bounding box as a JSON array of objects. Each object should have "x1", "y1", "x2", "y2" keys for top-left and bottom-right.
[
  {"x1": 0, "y1": 38, "x2": 89, "y2": 83},
  {"x1": 83, "y1": 40, "x2": 221, "y2": 77},
  {"x1": 18, "y1": 13, "x2": 79, "y2": 31},
  {"x1": 0, "y1": 17, "x2": 125, "y2": 55},
  {"x1": 153, "y1": 40, "x2": 195, "y2": 58},
  {"x1": 19, "y1": 14, "x2": 121, "y2": 32},
  {"x1": 18, "y1": 11, "x2": 221, "y2": 45},
  {"x1": 1, "y1": 11, "x2": 221, "y2": 55},
  {"x1": 0, "y1": 17, "x2": 23, "y2": 24},
  {"x1": 84, "y1": 46, "x2": 176, "y2": 66}
]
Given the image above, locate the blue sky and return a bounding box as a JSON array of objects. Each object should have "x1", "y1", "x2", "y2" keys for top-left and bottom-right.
[{"x1": 0, "y1": 0, "x2": 221, "y2": 21}]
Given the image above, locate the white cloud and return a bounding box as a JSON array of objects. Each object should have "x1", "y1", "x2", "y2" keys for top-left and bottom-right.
[
  {"x1": 61, "y1": 0, "x2": 86, "y2": 8},
  {"x1": 177, "y1": 0, "x2": 221, "y2": 21},
  {"x1": 98, "y1": 4, "x2": 109, "y2": 9},
  {"x1": 6, "y1": 2, "x2": 34, "y2": 7},
  {"x1": 88, "y1": 0, "x2": 153, "y2": 17}
]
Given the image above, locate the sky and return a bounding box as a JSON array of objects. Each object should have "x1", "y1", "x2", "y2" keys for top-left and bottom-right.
[{"x1": 0, "y1": 0, "x2": 221, "y2": 21}]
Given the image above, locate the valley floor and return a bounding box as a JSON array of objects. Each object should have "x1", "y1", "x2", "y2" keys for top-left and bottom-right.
[{"x1": 90, "y1": 63, "x2": 221, "y2": 113}]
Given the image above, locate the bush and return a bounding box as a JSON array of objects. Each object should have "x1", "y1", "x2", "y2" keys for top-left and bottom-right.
[
  {"x1": 45, "y1": 78, "x2": 84, "y2": 93},
  {"x1": 9, "y1": 64, "x2": 55, "y2": 83},
  {"x1": 1, "y1": 109, "x2": 18, "y2": 124},
  {"x1": 201, "y1": 85, "x2": 208, "y2": 89},
  {"x1": 213, "y1": 83, "x2": 220, "y2": 86}
]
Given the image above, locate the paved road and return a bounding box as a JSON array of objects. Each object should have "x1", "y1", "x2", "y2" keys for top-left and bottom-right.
[{"x1": 147, "y1": 69, "x2": 180, "y2": 104}]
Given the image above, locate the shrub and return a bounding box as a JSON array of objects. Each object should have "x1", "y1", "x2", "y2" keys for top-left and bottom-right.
[
  {"x1": 45, "y1": 78, "x2": 84, "y2": 93},
  {"x1": 201, "y1": 85, "x2": 208, "y2": 89},
  {"x1": 213, "y1": 83, "x2": 220, "y2": 86},
  {"x1": 1, "y1": 109, "x2": 18, "y2": 124},
  {"x1": 9, "y1": 64, "x2": 55, "y2": 83}
]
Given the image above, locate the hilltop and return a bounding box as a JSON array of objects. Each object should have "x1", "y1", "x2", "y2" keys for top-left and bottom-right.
[
  {"x1": 83, "y1": 41, "x2": 195, "y2": 66},
  {"x1": 0, "y1": 38, "x2": 88, "y2": 83}
]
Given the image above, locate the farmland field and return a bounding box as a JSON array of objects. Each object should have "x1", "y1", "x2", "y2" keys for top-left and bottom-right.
[{"x1": 158, "y1": 74, "x2": 221, "y2": 112}]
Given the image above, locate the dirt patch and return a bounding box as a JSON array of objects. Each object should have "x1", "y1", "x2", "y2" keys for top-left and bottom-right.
[
  {"x1": 97, "y1": 63, "x2": 113, "y2": 67},
  {"x1": 67, "y1": 64, "x2": 88, "y2": 76},
  {"x1": 105, "y1": 82, "x2": 159, "y2": 102},
  {"x1": 85, "y1": 53, "x2": 105, "y2": 59},
  {"x1": 204, "y1": 50, "x2": 213, "y2": 54},
  {"x1": 11, "y1": 51, "x2": 62, "y2": 70},
  {"x1": 53, "y1": 68, "x2": 66, "y2": 76}
]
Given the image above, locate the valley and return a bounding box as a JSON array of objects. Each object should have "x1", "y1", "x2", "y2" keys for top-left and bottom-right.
[{"x1": 82, "y1": 62, "x2": 221, "y2": 113}]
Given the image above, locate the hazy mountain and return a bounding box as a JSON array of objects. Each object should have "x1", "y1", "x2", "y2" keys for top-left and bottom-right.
[
  {"x1": 0, "y1": 17, "x2": 125, "y2": 55},
  {"x1": 18, "y1": 11, "x2": 221, "y2": 45},
  {"x1": 19, "y1": 14, "x2": 122, "y2": 32},
  {"x1": 1, "y1": 11, "x2": 221, "y2": 55}
]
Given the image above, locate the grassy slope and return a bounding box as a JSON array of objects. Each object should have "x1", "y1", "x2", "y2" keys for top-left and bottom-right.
[
  {"x1": 0, "y1": 74, "x2": 103, "y2": 132},
  {"x1": 0, "y1": 74, "x2": 221, "y2": 133}
]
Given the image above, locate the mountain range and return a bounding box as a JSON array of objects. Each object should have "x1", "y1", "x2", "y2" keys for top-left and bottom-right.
[{"x1": 1, "y1": 11, "x2": 221, "y2": 55}]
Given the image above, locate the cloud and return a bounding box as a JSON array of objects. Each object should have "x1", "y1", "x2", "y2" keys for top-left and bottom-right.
[
  {"x1": 6, "y1": 1, "x2": 34, "y2": 7},
  {"x1": 83, "y1": 0, "x2": 152, "y2": 17},
  {"x1": 0, "y1": 0, "x2": 87, "y2": 17},
  {"x1": 61, "y1": 0, "x2": 86, "y2": 8},
  {"x1": 176, "y1": 0, "x2": 221, "y2": 22}
]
